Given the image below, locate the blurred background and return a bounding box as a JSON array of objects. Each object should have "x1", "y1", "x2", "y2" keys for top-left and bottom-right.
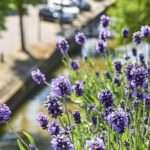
[{"x1": 0, "y1": 0, "x2": 149, "y2": 149}]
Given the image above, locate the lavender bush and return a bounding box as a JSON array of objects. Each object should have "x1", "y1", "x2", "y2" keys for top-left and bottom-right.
[{"x1": 1, "y1": 15, "x2": 150, "y2": 150}]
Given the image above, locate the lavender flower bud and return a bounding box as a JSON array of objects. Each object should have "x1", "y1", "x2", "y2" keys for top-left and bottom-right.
[
  {"x1": 133, "y1": 31, "x2": 141, "y2": 45},
  {"x1": 107, "y1": 108, "x2": 129, "y2": 133},
  {"x1": 100, "y1": 14, "x2": 110, "y2": 28},
  {"x1": 56, "y1": 38, "x2": 69, "y2": 54},
  {"x1": 36, "y1": 113, "x2": 49, "y2": 129},
  {"x1": 31, "y1": 69, "x2": 46, "y2": 84},
  {"x1": 72, "y1": 81, "x2": 83, "y2": 96},
  {"x1": 0, "y1": 104, "x2": 11, "y2": 123},
  {"x1": 96, "y1": 40, "x2": 106, "y2": 54},
  {"x1": 51, "y1": 76, "x2": 71, "y2": 97},
  {"x1": 73, "y1": 110, "x2": 81, "y2": 124},
  {"x1": 75, "y1": 32, "x2": 86, "y2": 45},
  {"x1": 140, "y1": 25, "x2": 150, "y2": 38},
  {"x1": 48, "y1": 121, "x2": 61, "y2": 136},
  {"x1": 132, "y1": 47, "x2": 137, "y2": 56},
  {"x1": 114, "y1": 60, "x2": 122, "y2": 75},
  {"x1": 97, "y1": 89, "x2": 115, "y2": 107},
  {"x1": 122, "y1": 28, "x2": 129, "y2": 38},
  {"x1": 70, "y1": 60, "x2": 79, "y2": 71}
]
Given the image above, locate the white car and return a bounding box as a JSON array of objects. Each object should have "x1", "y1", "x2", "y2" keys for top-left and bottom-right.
[{"x1": 47, "y1": 0, "x2": 79, "y2": 22}]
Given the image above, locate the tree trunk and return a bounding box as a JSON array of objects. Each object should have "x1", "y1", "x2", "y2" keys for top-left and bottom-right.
[{"x1": 18, "y1": 0, "x2": 26, "y2": 51}]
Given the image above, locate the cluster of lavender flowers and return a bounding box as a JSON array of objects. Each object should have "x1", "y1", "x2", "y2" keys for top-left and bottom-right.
[{"x1": 30, "y1": 15, "x2": 150, "y2": 150}]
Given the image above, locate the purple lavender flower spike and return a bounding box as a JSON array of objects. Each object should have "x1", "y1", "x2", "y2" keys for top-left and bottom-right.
[
  {"x1": 0, "y1": 104, "x2": 11, "y2": 123},
  {"x1": 44, "y1": 95, "x2": 63, "y2": 118},
  {"x1": 144, "y1": 94, "x2": 150, "y2": 109},
  {"x1": 75, "y1": 32, "x2": 86, "y2": 45},
  {"x1": 96, "y1": 40, "x2": 106, "y2": 54},
  {"x1": 97, "y1": 89, "x2": 114, "y2": 107},
  {"x1": 132, "y1": 100, "x2": 139, "y2": 111},
  {"x1": 85, "y1": 138, "x2": 105, "y2": 150},
  {"x1": 122, "y1": 28, "x2": 129, "y2": 38},
  {"x1": 51, "y1": 76, "x2": 71, "y2": 97},
  {"x1": 91, "y1": 116, "x2": 97, "y2": 126},
  {"x1": 114, "y1": 60, "x2": 122, "y2": 75},
  {"x1": 73, "y1": 110, "x2": 81, "y2": 124},
  {"x1": 107, "y1": 108, "x2": 129, "y2": 133},
  {"x1": 139, "y1": 53, "x2": 145, "y2": 64},
  {"x1": 51, "y1": 135, "x2": 74, "y2": 150},
  {"x1": 99, "y1": 30, "x2": 111, "y2": 41},
  {"x1": 56, "y1": 38, "x2": 69, "y2": 54},
  {"x1": 31, "y1": 69, "x2": 46, "y2": 85},
  {"x1": 140, "y1": 25, "x2": 150, "y2": 38},
  {"x1": 113, "y1": 77, "x2": 121, "y2": 87},
  {"x1": 70, "y1": 60, "x2": 79, "y2": 71},
  {"x1": 36, "y1": 112, "x2": 49, "y2": 129},
  {"x1": 72, "y1": 81, "x2": 83, "y2": 96},
  {"x1": 133, "y1": 31, "x2": 141, "y2": 44},
  {"x1": 48, "y1": 121, "x2": 61, "y2": 136},
  {"x1": 132, "y1": 48, "x2": 137, "y2": 57},
  {"x1": 100, "y1": 14, "x2": 110, "y2": 28},
  {"x1": 101, "y1": 107, "x2": 114, "y2": 120}
]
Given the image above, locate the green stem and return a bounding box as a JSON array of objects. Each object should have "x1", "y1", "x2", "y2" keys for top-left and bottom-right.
[
  {"x1": 7, "y1": 124, "x2": 31, "y2": 150},
  {"x1": 63, "y1": 97, "x2": 74, "y2": 144}
]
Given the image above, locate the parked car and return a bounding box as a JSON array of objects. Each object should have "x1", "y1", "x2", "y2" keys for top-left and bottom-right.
[
  {"x1": 72, "y1": 0, "x2": 91, "y2": 11},
  {"x1": 39, "y1": 0, "x2": 79, "y2": 23}
]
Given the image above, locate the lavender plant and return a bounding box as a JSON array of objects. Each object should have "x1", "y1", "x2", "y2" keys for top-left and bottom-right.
[{"x1": 1, "y1": 15, "x2": 150, "y2": 150}]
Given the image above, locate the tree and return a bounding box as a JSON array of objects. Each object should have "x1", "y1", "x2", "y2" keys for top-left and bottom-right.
[{"x1": 1, "y1": 0, "x2": 44, "y2": 52}]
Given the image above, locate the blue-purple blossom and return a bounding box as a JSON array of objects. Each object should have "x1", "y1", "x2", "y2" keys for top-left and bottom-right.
[
  {"x1": 130, "y1": 65, "x2": 148, "y2": 87},
  {"x1": 44, "y1": 95, "x2": 63, "y2": 118},
  {"x1": 51, "y1": 76, "x2": 71, "y2": 97},
  {"x1": 132, "y1": 48, "x2": 137, "y2": 56},
  {"x1": 97, "y1": 89, "x2": 114, "y2": 107},
  {"x1": 31, "y1": 69, "x2": 46, "y2": 84},
  {"x1": 122, "y1": 28, "x2": 129, "y2": 38},
  {"x1": 99, "y1": 30, "x2": 111, "y2": 41},
  {"x1": 132, "y1": 100, "x2": 139, "y2": 111},
  {"x1": 56, "y1": 38, "x2": 69, "y2": 54},
  {"x1": 114, "y1": 60, "x2": 122, "y2": 75},
  {"x1": 51, "y1": 135, "x2": 74, "y2": 150},
  {"x1": 144, "y1": 94, "x2": 150, "y2": 109},
  {"x1": 75, "y1": 32, "x2": 86, "y2": 45},
  {"x1": 124, "y1": 54, "x2": 130, "y2": 61},
  {"x1": 73, "y1": 110, "x2": 81, "y2": 124},
  {"x1": 48, "y1": 121, "x2": 61, "y2": 136},
  {"x1": 140, "y1": 25, "x2": 150, "y2": 38},
  {"x1": 139, "y1": 53, "x2": 145, "y2": 64},
  {"x1": 91, "y1": 116, "x2": 97, "y2": 126},
  {"x1": 133, "y1": 31, "x2": 141, "y2": 44},
  {"x1": 72, "y1": 81, "x2": 83, "y2": 96},
  {"x1": 86, "y1": 138, "x2": 105, "y2": 150},
  {"x1": 0, "y1": 104, "x2": 11, "y2": 123},
  {"x1": 113, "y1": 77, "x2": 121, "y2": 86},
  {"x1": 100, "y1": 14, "x2": 110, "y2": 28},
  {"x1": 107, "y1": 108, "x2": 129, "y2": 133},
  {"x1": 70, "y1": 60, "x2": 79, "y2": 71},
  {"x1": 104, "y1": 71, "x2": 111, "y2": 80},
  {"x1": 96, "y1": 40, "x2": 106, "y2": 54},
  {"x1": 36, "y1": 113, "x2": 49, "y2": 129},
  {"x1": 101, "y1": 107, "x2": 114, "y2": 120}
]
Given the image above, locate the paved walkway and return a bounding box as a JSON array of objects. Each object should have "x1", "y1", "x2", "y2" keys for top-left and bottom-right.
[{"x1": 0, "y1": 0, "x2": 115, "y2": 104}]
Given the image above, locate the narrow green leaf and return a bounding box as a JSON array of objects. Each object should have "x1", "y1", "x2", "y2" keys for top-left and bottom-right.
[
  {"x1": 17, "y1": 139, "x2": 26, "y2": 150},
  {"x1": 23, "y1": 131, "x2": 35, "y2": 144}
]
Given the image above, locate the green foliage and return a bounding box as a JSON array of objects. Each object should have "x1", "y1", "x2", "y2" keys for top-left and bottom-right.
[
  {"x1": 17, "y1": 139, "x2": 26, "y2": 150},
  {"x1": 0, "y1": 0, "x2": 45, "y2": 32},
  {"x1": 108, "y1": 0, "x2": 150, "y2": 44}
]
